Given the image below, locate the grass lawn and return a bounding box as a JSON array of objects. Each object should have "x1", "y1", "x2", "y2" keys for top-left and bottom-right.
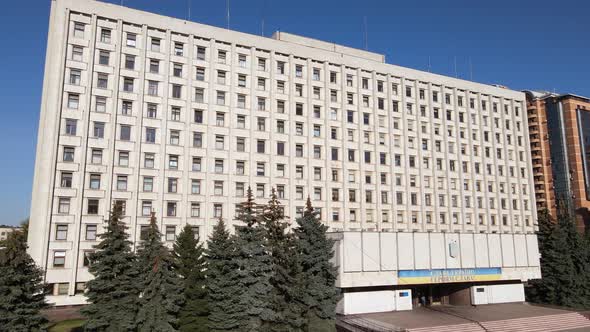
[{"x1": 48, "y1": 319, "x2": 86, "y2": 332}]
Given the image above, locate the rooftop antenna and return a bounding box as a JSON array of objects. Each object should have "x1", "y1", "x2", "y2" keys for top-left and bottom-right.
[
  {"x1": 469, "y1": 57, "x2": 473, "y2": 81},
  {"x1": 188, "y1": 0, "x2": 191, "y2": 21},
  {"x1": 428, "y1": 56, "x2": 431, "y2": 72},
  {"x1": 454, "y1": 56, "x2": 458, "y2": 78},
  {"x1": 261, "y1": 0, "x2": 266, "y2": 36},
  {"x1": 226, "y1": 0, "x2": 230, "y2": 30},
  {"x1": 363, "y1": 16, "x2": 368, "y2": 50}
]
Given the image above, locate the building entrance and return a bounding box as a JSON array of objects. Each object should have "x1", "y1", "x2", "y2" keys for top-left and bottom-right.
[{"x1": 411, "y1": 285, "x2": 446, "y2": 307}]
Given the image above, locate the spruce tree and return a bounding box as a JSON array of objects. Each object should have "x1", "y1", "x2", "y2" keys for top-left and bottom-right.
[
  {"x1": 135, "y1": 213, "x2": 184, "y2": 332},
  {"x1": 0, "y1": 224, "x2": 48, "y2": 332},
  {"x1": 173, "y1": 224, "x2": 208, "y2": 332},
  {"x1": 558, "y1": 211, "x2": 590, "y2": 308},
  {"x1": 233, "y1": 187, "x2": 274, "y2": 331},
  {"x1": 81, "y1": 201, "x2": 139, "y2": 331},
  {"x1": 527, "y1": 207, "x2": 590, "y2": 309},
  {"x1": 206, "y1": 218, "x2": 242, "y2": 331},
  {"x1": 294, "y1": 198, "x2": 340, "y2": 331},
  {"x1": 260, "y1": 189, "x2": 306, "y2": 331}
]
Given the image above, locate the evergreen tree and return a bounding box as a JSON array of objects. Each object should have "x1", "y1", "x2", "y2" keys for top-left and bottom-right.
[
  {"x1": 206, "y1": 218, "x2": 242, "y2": 331},
  {"x1": 135, "y1": 213, "x2": 184, "y2": 332},
  {"x1": 260, "y1": 189, "x2": 306, "y2": 331},
  {"x1": 294, "y1": 198, "x2": 340, "y2": 331},
  {"x1": 0, "y1": 225, "x2": 48, "y2": 332},
  {"x1": 233, "y1": 187, "x2": 274, "y2": 331},
  {"x1": 81, "y1": 201, "x2": 139, "y2": 331},
  {"x1": 526, "y1": 207, "x2": 590, "y2": 309},
  {"x1": 173, "y1": 224, "x2": 208, "y2": 332},
  {"x1": 557, "y1": 211, "x2": 590, "y2": 308}
]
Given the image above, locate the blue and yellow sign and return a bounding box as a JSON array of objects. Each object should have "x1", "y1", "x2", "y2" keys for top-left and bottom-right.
[{"x1": 398, "y1": 268, "x2": 502, "y2": 284}]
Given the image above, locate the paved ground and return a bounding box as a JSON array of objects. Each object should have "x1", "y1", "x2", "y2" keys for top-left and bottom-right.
[{"x1": 356, "y1": 303, "x2": 585, "y2": 330}]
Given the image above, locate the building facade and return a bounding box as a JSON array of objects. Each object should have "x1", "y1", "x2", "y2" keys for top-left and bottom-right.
[
  {"x1": 30, "y1": 0, "x2": 539, "y2": 307},
  {"x1": 525, "y1": 91, "x2": 590, "y2": 232},
  {"x1": 0, "y1": 225, "x2": 21, "y2": 242}
]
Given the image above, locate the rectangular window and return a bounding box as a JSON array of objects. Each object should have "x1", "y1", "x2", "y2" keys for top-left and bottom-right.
[
  {"x1": 142, "y1": 201, "x2": 152, "y2": 216},
  {"x1": 87, "y1": 199, "x2": 99, "y2": 215},
  {"x1": 89, "y1": 174, "x2": 101, "y2": 190},
  {"x1": 166, "y1": 226, "x2": 176, "y2": 241},
  {"x1": 100, "y1": 28, "x2": 111, "y2": 44},
  {"x1": 53, "y1": 251, "x2": 66, "y2": 268},
  {"x1": 55, "y1": 224, "x2": 68, "y2": 240},
  {"x1": 95, "y1": 97, "x2": 107, "y2": 113},
  {"x1": 146, "y1": 128, "x2": 156, "y2": 143},
  {"x1": 72, "y1": 45, "x2": 83, "y2": 61},
  {"x1": 120, "y1": 125, "x2": 131, "y2": 141},
  {"x1": 85, "y1": 225, "x2": 97, "y2": 240},
  {"x1": 73, "y1": 22, "x2": 85, "y2": 38},
  {"x1": 65, "y1": 119, "x2": 77, "y2": 135},
  {"x1": 67, "y1": 93, "x2": 79, "y2": 109},
  {"x1": 116, "y1": 176, "x2": 127, "y2": 191},
  {"x1": 126, "y1": 33, "x2": 136, "y2": 47}
]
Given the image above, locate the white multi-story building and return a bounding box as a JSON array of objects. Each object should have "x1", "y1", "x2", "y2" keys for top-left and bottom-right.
[{"x1": 30, "y1": 0, "x2": 540, "y2": 308}]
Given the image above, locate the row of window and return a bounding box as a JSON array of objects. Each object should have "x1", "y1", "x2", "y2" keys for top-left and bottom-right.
[{"x1": 71, "y1": 21, "x2": 523, "y2": 113}]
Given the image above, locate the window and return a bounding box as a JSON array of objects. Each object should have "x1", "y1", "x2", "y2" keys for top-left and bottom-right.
[
  {"x1": 84, "y1": 224, "x2": 97, "y2": 241},
  {"x1": 191, "y1": 203, "x2": 201, "y2": 217},
  {"x1": 193, "y1": 132, "x2": 202, "y2": 147},
  {"x1": 63, "y1": 147, "x2": 75, "y2": 162},
  {"x1": 72, "y1": 45, "x2": 83, "y2": 61},
  {"x1": 218, "y1": 50, "x2": 227, "y2": 63},
  {"x1": 97, "y1": 50, "x2": 111, "y2": 67},
  {"x1": 257, "y1": 140, "x2": 265, "y2": 153},
  {"x1": 168, "y1": 155, "x2": 178, "y2": 169},
  {"x1": 171, "y1": 107, "x2": 181, "y2": 121},
  {"x1": 213, "y1": 204, "x2": 223, "y2": 218},
  {"x1": 53, "y1": 251, "x2": 66, "y2": 268},
  {"x1": 141, "y1": 201, "x2": 152, "y2": 216},
  {"x1": 295, "y1": 65, "x2": 303, "y2": 77},
  {"x1": 124, "y1": 54, "x2": 135, "y2": 70},
  {"x1": 64, "y1": 119, "x2": 77, "y2": 136},
  {"x1": 215, "y1": 159, "x2": 224, "y2": 173},
  {"x1": 93, "y1": 122, "x2": 104, "y2": 138},
  {"x1": 214, "y1": 181, "x2": 224, "y2": 195},
  {"x1": 186, "y1": 179, "x2": 200, "y2": 195},
  {"x1": 167, "y1": 202, "x2": 177, "y2": 217},
  {"x1": 123, "y1": 77, "x2": 133, "y2": 92},
  {"x1": 174, "y1": 42, "x2": 184, "y2": 56},
  {"x1": 168, "y1": 178, "x2": 178, "y2": 193},
  {"x1": 258, "y1": 58, "x2": 266, "y2": 71},
  {"x1": 150, "y1": 37, "x2": 161, "y2": 52},
  {"x1": 116, "y1": 175, "x2": 127, "y2": 191},
  {"x1": 147, "y1": 104, "x2": 157, "y2": 118},
  {"x1": 148, "y1": 80, "x2": 158, "y2": 96},
  {"x1": 87, "y1": 199, "x2": 99, "y2": 214},
  {"x1": 126, "y1": 33, "x2": 136, "y2": 47},
  {"x1": 67, "y1": 93, "x2": 79, "y2": 109},
  {"x1": 172, "y1": 84, "x2": 182, "y2": 98},
  {"x1": 55, "y1": 225, "x2": 68, "y2": 240},
  {"x1": 146, "y1": 128, "x2": 156, "y2": 143},
  {"x1": 100, "y1": 28, "x2": 111, "y2": 44},
  {"x1": 95, "y1": 97, "x2": 107, "y2": 113},
  {"x1": 218, "y1": 71, "x2": 227, "y2": 85},
  {"x1": 69, "y1": 69, "x2": 81, "y2": 85},
  {"x1": 89, "y1": 174, "x2": 101, "y2": 190},
  {"x1": 120, "y1": 125, "x2": 131, "y2": 141},
  {"x1": 196, "y1": 46, "x2": 206, "y2": 60},
  {"x1": 144, "y1": 153, "x2": 155, "y2": 168},
  {"x1": 150, "y1": 59, "x2": 159, "y2": 73},
  {"x1": 166, "y1": 226, "x2": 176, "y2": 241},
  {"x1": 238, "y1": 54, "x2": 247, "y2": 67},
  {"x1": 143, "y1": 177, "x2": 154, "y2": 192},
  {"x1": 73, "y1": 22, "x2": 85, "y2": 38}
]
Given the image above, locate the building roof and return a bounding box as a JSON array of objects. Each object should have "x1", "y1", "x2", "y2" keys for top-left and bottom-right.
[{"x1": 523, "y1": 90, "x2": 590, "y2": 103}]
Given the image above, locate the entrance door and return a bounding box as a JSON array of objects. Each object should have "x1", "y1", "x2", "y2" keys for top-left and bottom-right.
[{"x1": 429, "y1": 285, "x2": 442, "y2": 305}]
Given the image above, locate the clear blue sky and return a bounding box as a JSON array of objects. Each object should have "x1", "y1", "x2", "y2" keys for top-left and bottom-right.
[{"x1": 0, "y1": 0, "x2": 588, "y2": 226}]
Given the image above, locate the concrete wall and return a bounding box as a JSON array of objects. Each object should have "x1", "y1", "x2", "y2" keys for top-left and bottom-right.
[{"x1": 333, "y1": 231, "x2": 541, "y2": 288}]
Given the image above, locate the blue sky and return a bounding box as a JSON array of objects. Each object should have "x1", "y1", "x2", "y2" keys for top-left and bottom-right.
[{"x1": 0, "y1": 0, "x2": 588, "y2": 226}]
